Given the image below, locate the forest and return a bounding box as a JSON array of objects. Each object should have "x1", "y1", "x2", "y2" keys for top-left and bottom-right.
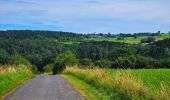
[{"x1": 0, "y1": 30, "x2": 170, "y2": 72}]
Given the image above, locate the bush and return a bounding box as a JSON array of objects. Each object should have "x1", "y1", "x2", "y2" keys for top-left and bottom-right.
[
  {"x1": 55, "y1": 51, "x2": 79, "y2": 66},
  {"x1": 80, "y1": 58, "x2": 94, "y2": 67},
  {"x1": 11, "y1": 53, "x2": 32, "y2": 67},
  {"x1": 44, "y1": 64, "x2": 54, "y2": 73},
  {"x1": 95, "y1": 59, "x2": 113, "y2": 68},
  {"x1": 53, "y1": 62, "x2": 65, "y2": 74},
  {"x1": 117, "y1": 37, "x2": 124, "y2": 40},
  {"x1": 141, "y1": 37, "x2": 155, "y2": 43},
  {"x1": 109, "y1": 47, "x2": 136, "y2": 60},
  {"x1": 160, "y1": 58, "x2": 170, "y2": 68},
  {"x1": 0, "y1": 49, "x2": 10, "y2": 64},
  {"x1": 135, "y1": 55, "x2": 158, "y2": 68}
]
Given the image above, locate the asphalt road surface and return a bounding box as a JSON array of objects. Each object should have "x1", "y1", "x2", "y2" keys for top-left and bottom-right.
[{"x1": 3, "y1": 75, "x2": 83, "y2": 100}]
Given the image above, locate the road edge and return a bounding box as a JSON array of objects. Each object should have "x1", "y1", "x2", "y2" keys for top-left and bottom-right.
[{"x1": 2, "y1": 76, "x2": 35, "y2": 100}]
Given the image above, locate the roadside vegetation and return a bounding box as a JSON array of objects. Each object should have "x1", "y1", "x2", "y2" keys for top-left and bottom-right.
[
  {"x1": 0, "y1": 65, "x2": 34, "y2": 98},
  {"x1": 62, "y1": 67, "x2": 170, "y2": 100}
]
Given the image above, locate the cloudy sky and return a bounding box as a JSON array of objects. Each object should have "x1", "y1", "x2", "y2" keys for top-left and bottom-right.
[{"x1": 0, "y1": 0, "x2": 170, "y2": 33}]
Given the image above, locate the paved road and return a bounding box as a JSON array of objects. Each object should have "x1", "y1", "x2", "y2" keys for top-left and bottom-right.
[{"x1": 3, "y1": 75, "x2": 83, "y2": 100}]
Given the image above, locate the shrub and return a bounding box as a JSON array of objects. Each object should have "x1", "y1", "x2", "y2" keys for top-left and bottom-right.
[
  {"x1": 135, "y1": 55, "x2": 158, "y2": 68},
  {"x1": 80, "y1": 58, "x2": 94, "y2": 67},
  {"x1": 53, "y1": 62, "x2": 65, "y2": 74},
  {"x1": 141, "y1": 37, "x2": 155, "y2": 43},
  {"x1": 95, "y1": 59, "x2": 113, "y2": 68},
  {"x1": 11, "y1": 53, "x2": 32, "y2": 67},
  {"x1": 0, "y1": 49, "x2": 10, "y2": 64},
  {"x1": 44, "y1": 64, "x2": 54, "y2": 73},
  {"x1": 55, "y1": 51, "x2": 79, "y2": 66},
  {"x1": 160, "y1": 58, "x2": 170, "y2": 68}
]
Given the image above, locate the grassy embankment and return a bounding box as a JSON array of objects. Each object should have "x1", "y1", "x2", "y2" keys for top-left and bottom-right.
[
  {"x1": 0, "y1": 65, "x2": 34, "y2": 99},
  {"x1": 62, "y1": 67, "x2": 170, "y2": 100}
]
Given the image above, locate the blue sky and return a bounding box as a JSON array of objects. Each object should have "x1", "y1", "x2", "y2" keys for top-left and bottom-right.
[{"x1": 0, "y1": 0, "x2": 170, "y2": 34}]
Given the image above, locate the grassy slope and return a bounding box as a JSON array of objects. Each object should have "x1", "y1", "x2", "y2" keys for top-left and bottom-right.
[
  {"x1": 62, "y1": 67, "x2": 170, "y2": 100},
  {"x1": 0, "y1": 66, "x2": 34, "y2": 98}
]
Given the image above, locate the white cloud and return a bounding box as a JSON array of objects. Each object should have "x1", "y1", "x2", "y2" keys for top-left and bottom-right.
[{"x1": 0, "y1": 0, "x2": 170, "y2": 33}]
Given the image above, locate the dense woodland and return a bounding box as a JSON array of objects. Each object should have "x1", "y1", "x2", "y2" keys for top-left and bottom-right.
[{"x1": 0, "y1": 30, "x2": 170, "y2": 73}]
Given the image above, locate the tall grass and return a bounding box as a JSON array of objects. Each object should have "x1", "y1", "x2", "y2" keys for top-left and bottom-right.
[
  {"x1": 0, "y1": 65, "x2": 34, "y2": 98},
  {"x1": 63, "y1": 67, "x2": 170, "y2": 99}
]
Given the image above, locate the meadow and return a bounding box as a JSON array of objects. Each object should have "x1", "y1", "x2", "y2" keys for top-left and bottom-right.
[
  {"x1": 62, "y1": 67, "x2": 170, "y2": 100},
  {"x1": 83, "y1": 34, "x2": 170, "y2": 44},
  {"x1": 0, "y1": 65, "x2": 34, "y2": 98}
]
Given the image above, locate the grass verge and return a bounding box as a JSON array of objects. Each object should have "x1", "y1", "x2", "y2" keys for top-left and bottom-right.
[
  {"x1": 61, "y1": 75, "x2": 110, "y2": 100},
  {"x1": 62, "y1": 67, "x2": 170, "y2": 100},
  {"x1": 0, "y1": 65, "x2": 34, "y2": 99}
]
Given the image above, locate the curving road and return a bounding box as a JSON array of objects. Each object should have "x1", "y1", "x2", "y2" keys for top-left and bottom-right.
[{"x1": 3, "y1": 75, "x2": 83, "y2": 100}]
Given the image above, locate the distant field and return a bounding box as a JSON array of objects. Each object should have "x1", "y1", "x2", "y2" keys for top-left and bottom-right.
[{"x1": 83, "y1": 33, "x2": 170, "y2": 44}]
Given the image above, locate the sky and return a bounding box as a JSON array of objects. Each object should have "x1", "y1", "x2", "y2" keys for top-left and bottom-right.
[{"x1": 0, "y1": 0, "x2": 170, "y2": 34}]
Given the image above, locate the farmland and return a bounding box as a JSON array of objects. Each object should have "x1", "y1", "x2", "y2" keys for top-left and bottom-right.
[{"x1": 83, "y1": 33, "x2": 170, "y2": 44}]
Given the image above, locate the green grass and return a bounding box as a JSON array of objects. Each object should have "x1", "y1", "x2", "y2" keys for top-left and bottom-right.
[
  {"x1": 62, "y1": 41, "x2": 80, "y2": 45},
  {"x1": 83, "y1": 36, "x2": 148, "y2": 44},
  {"x1": 62, "y1": 67, "x2": 170, "y2": 100},
  {"x1": 0, "y1": 66, "x2": 34, "y2": 98},
  {"x1": 83, "y1": 33, "x2": 170, "y2": 44},
  {"x1": 61, "y1": 75, "x2": 109, "y2": 100},
  {"x1": 105, "y1": 69, "x2": 170, "y2": 91},
  {"x1": 160, "y1": 33, "x2": 170, "y2": 38}
]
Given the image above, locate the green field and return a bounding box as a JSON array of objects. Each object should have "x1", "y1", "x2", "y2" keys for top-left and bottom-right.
[
  {"x1": 105, "y1": 69, "x2": 170, "y2": 90},
  {"x1": 83, "y1": 33, "x2": 170, "y2": 44},
  {"x1": 62, "y1": 67, "x2": 170, "y2": 100}
]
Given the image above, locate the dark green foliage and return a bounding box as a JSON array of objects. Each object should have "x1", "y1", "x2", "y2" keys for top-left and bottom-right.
[
  {"x1": 141, "y1": 37, "x2": 155, "y2": 43},
  {"x1": 11, "y1": 53, "x2": 32, "y2": 67},
  {"x1": 117, "y1": 37, "x2": 124, "y2": 40},
  {"x1": 95, "y1": 59, "x2": 112, "y2": 68},
  {"x1": 109, "y1": 47, "x2": 136, "y2": 59},
  {"x1": 44, "y1": 64, "x2": 54, "y2": 73},
  {"x1": 0, "y1": 49, "x2": 10, "y2": 64},
  {"x1": 53, "y1": 62, "x2": 65, "y2": 74},
  {"x1": 0, "y1": 30, "x2": 82, "y2": 41},
  {"x1": 160, "y1": 58, "x2": 170, "y2": 68},
  {"x1": 0, "y1": 30, "x2": 170, "y2": 70},
  {"x1": 135, "y1": 56, "x2": 158, "y2": 69},
  {"x1": 80, "y1": 58, "x2": 94, "y2": 67},
  {"x1": 55, "y1": 51, "x2": 79, "y2": 66}
]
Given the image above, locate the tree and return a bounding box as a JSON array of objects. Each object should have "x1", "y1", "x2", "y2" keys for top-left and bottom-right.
[
  {"x1": 109, "y1": 47, "x2": 136, "y2": 68},
  {"x1": 109, "y1": 47, "x2": 136, "y2": 59},
  {"x1": 55, "y1": 51, "x2": 79, "y2": 66},
  {"x1": 80, "y1": 58, "x2": 94, "y2": 67},
  {"x1": 53, "y1": 62, "x2": 65, "y2": 74},
  {"x1": 95, "y1": 59, "x2": 113, "y2": 68},
  {"x1": 0, "y1": 49, "x2": 10, "y2": 64},
  {"x1": 135, "y1": 55, "x2": 158, "y2": 69},
  {"x1": 44, "y1": 64, "x2": 54, "y2": 73},
  {"x1": 11, "y1": 53, "x2": 32, "y2": 67}
]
